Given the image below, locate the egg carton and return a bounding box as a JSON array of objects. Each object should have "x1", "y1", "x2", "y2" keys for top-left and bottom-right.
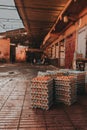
[
  {"x1": 31, "y1": 97, "x2": 53, "y2": 110},
  {"x1": 46, "y1": 70, "x2": 64, "y2": 78},
  {"x1": 31, "y1": 82, "x2": 53, "y2": 89},
  {"x1": 31, "y1": 101, "x2": 53, "y2": 110},
  {"x1": 31, "y1": 91, "x2": 53, "y2": 99},
  {"x1": 31, "y1": 97, "x2": 53, "y2": 104},
  {"x1": 55, "y1": 94, "x2": 77, "y2": 105},
  {"x1": 31, "y1": 76, "x2": 53, "y2": 83},
  {"x1": 37, "y1": 71, "x2": 50, "y2": 77}
]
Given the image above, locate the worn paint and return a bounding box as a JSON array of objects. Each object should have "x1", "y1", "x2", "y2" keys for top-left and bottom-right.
[
  {"x1": 16, "y1": 45, "x2": 27, "y2": 62},
  {"x1": 0, "y1": 38, "x2": 10, "y2": 62},
  {"x1": 44, "y1": 8, "x2": 87, "y2": 68}
]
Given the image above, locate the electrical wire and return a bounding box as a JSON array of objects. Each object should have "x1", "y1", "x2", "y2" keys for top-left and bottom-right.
[
  {"x1": 0, "y1": 7, "x2": 16, "y2": 10},
  {"x1": 0, "y1": 4, "x2": 16, "y2": 10},
  {"x1": 0, "y1": 4, "x2": 64, "y2": 8},
  {"x1": 0, "y1": 24, "x2": 5, "y2": 30},
  {"x1": 0, "y1": 4, "x2": 64, "y2": 11},
  {"x1": 0, "y1": 19, "x2": 22, "y2": 23},
  {"x1": 0, "y1": 4, "x2": 24, "y2": 31}
]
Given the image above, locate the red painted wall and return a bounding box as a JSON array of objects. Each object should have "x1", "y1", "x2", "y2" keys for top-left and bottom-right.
[
  {"x1": 65, "y1": 32, "x2": 76, "y2": 69},
  {"x1": 0, "y1": 38, "x2": 10, "y2": 62},
  {"x1": 16, "y1": 45, "x2": 26, "y2": 62}
]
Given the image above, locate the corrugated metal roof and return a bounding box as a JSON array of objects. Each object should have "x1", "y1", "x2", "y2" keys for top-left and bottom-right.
[{"x1": 0, "y1": 0, "x2": 24, "y2": 33}]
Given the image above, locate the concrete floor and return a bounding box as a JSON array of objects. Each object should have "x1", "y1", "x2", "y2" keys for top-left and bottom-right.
[{"x1": 0, "y1": 63, "x2": 87, "y2": 130}]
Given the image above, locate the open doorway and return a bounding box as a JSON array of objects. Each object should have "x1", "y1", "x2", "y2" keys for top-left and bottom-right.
[{"x1": 10, "y1": 45, "x2": 16, "y2": 63}]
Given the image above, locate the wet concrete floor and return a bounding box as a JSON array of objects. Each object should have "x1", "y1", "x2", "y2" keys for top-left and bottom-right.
[{"x1": 0, "y1": 63, "x2": 87, "y2": 130}]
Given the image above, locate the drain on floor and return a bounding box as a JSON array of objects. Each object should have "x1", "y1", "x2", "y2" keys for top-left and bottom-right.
[{"x1": 8, "y1": 71, "x2": 14, "y2": 74}]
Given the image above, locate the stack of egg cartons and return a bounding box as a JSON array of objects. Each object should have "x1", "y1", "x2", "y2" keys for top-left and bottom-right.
[
  {"x1": 38, "y1": 71, "x2": 49, "y2": 77},
  {"x1": 46, "y1": 70, "x2": 63, "y2": 78},
  {"x1": 46, "y1": 70, "x2": 58, "y2": 77},
  {"x1": 55, "y1": 75, "x2": 77, "y2": 105},
  {"x1": 30, "y1": 76, "x2": 53, "y2": 110},
  {"x1": 68, "y1": 71, "x2": 85, "y2": 94}
]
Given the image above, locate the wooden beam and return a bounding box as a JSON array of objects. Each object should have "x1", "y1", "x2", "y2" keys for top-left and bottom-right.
[{"x1": 42, "y1": 0, "x2": 72, "y2": 45}]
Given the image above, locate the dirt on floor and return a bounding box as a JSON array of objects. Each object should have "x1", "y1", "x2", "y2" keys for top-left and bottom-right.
[{"x1": 0, "y1": 63, "x2": 87, "y2": 130}]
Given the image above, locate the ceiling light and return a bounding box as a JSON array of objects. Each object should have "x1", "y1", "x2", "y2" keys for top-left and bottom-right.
[
  {"x1": 63, "y1": 16, "x2": 68, "y2": 23},
  {"x1": 24, "y1": 32, "x2": 27, "y2": 35},
  {"x1": 74, "y1": 0, "x2": 77, "y2": 2}
]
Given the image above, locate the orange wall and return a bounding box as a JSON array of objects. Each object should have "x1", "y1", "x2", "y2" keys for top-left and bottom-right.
[
  {"x1": 0, "y1": 38, "x2": 10, "y2": 62},
  {"x1": 16, "y1": 45, "x2": 27, "y2": 62}
]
